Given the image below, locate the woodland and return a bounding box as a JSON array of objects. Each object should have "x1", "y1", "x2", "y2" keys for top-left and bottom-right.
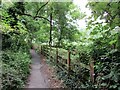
[{"x1": 0, "y1": 1, "x2": 120, "y2": 89}]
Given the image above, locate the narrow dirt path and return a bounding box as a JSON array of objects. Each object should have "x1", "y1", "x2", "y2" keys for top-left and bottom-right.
[{"x1": 26, "y1": 49, "x2": 49, "y2": 88}]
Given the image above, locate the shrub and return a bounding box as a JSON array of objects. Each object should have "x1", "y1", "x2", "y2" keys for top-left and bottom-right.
[{"x1": 1, "y1": 50, "x2": 31, "y2": 90}]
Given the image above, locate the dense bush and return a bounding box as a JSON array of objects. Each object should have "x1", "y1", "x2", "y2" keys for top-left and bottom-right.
[
  {"x1": 45, "y1": 43, "x2": 120, "y2": 89},
  {"x1": 94, "y1": 49, "x2": 120, "y2": 89},
  {"x1": 1, "y1": 4, "x2": 32, "y2": 89},
  {"x1": 1, "y1": 51, "x2": 31, "y2": 90}
]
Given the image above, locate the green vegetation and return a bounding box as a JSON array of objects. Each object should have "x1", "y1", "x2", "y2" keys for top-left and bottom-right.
[
  {"x1": 1, "y1": 2, "x2": 31, "y2": 89},
  {"x1": 1, "y1": 1, "x2": 120, "y2": 89},
  {"x1": 2, "y1": 51, "x2": 31, "y2": 89}
]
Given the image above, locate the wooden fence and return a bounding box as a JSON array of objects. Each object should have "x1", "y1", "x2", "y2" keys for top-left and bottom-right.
[{"x1": 40, "y1": 45, "x2": 94, "y2": 83}]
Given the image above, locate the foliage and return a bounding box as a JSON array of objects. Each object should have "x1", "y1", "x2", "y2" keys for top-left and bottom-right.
[
  {"x1": 1, "y1": 4, "x2": 31, "y2": 52},
  {"x1": 95, "y1": 59, "x2": 120, "y2": 88},
  {"x1": 39, "y1": 1, "x2": 120, "y2": 88},
  {"x1": 1, "y1": 1, "x2": 120, "y2": 89},
  {"x1": 87, "y1": 2, "x2": 120, "y2": 29},
  {"x1": 1, "y1": 50, "x2": 31, "y2": 90},
  {"x1": 1, "y1": 2, "x2": 31, "y2": 89},
  {"x1": 22, "y1": 2, "x2": 84, "y2": 46},
  {"x1": 55, "y1": 66, "x2": 91, "y2": 89},
  {"x1": 85, "y1": 2, "x2": 120, "y2": 89}
]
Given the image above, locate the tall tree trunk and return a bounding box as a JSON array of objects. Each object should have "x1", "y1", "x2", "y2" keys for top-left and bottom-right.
[
  {"x1": 49, "y1": 13, "x2": 52, "y2": 61},
  {"x1": 49, "y1": 13, "x2": 52, "y2": 46}
]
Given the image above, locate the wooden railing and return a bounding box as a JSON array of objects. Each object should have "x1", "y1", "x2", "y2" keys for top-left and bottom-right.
[{"x1": 40, "y1": 45, "x2": 94, "y2": 83}]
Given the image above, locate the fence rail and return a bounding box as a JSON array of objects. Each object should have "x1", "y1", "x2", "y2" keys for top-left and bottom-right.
[{"x1": 40, "y1": 45, "x2": 94, "y2": 83}]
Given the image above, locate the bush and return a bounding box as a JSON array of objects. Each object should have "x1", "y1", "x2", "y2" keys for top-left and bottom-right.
[
  {"x1": 1, "y1": 50, "x2": 31, "y2": 90},
  {"x1": 94, "y1": 49, "x2": 120, "y2": 89}
]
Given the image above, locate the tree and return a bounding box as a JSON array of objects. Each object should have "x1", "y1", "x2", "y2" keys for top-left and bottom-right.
[
  {"x1": 87, "y1": 2, "x2": 120, "y2": 51},
  {"x1": 7, "y1": 1, "x2": 84, "y2": 47}
]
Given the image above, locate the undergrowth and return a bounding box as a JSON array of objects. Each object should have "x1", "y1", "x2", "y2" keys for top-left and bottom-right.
[{"x1": 1, "y1": 50, "x2": 31, "y2": 90}]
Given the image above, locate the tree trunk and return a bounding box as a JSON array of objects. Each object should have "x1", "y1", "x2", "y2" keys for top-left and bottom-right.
[
  {"x1": 49, "y1": 13, "x2": 52, "y2": 47},
  {"x1": 49, "y1": 13, "x2": 52, "y2": 61}
]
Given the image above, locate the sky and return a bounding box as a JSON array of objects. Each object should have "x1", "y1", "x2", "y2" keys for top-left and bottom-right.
[{"x1": 73, "y1": 0, "x2": 92, "y2": 29}]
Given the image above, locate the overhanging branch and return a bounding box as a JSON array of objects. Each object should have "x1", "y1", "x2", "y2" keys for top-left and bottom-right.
[
  {"x1": 20, "y1": 13, "x2": 33, "y2": 17},
  {"x1": 19, "y1": 1, "x2": 50, "y2": 22},
  {"x1": 34, "y1": 16, "x2": 50, "y2": 22},
  {"x1": 35, "y1": 1, "x2": 49, "y2": 17},
  {"x1": 20, "y1": 13, "x2": 50, "y2": 22}
]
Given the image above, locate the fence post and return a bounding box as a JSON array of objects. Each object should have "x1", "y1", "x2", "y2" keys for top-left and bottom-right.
[
  {"x1": 56, "y1": 47, "x2": 58, "y2": 63},
  {"x1": 67, "y1": 49, "x2": 71, "y2": 72},
  {"x1": 89, "y1": 58, "x2": 94, "y2": 83}
]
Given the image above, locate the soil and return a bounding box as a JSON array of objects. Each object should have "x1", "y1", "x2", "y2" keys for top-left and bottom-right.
[{"x1": 40, "y1": 54, "x2": 64, "y2": 88}]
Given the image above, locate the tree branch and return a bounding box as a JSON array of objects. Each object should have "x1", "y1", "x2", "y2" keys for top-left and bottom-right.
[
  {"x1": 20, "y1": 13, "x2": 50, "y2": 22},
  {"x1": 20, "y1": 13, "x2": 33, "y2": 17},
  {"x1": 34, "y1": 15, "x2": 50, "y2": 22},
  {"x1": 35, "y1": 1, "x2": 49, "y2": 17},
  {"x1": 19, "y1": 1, "x2": 50, "y2": 22}
]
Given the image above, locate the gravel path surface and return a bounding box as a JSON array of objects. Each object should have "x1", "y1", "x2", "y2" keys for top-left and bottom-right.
[{"x1": 26, "y1": 49, "x2": 50, "y2": 88}]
